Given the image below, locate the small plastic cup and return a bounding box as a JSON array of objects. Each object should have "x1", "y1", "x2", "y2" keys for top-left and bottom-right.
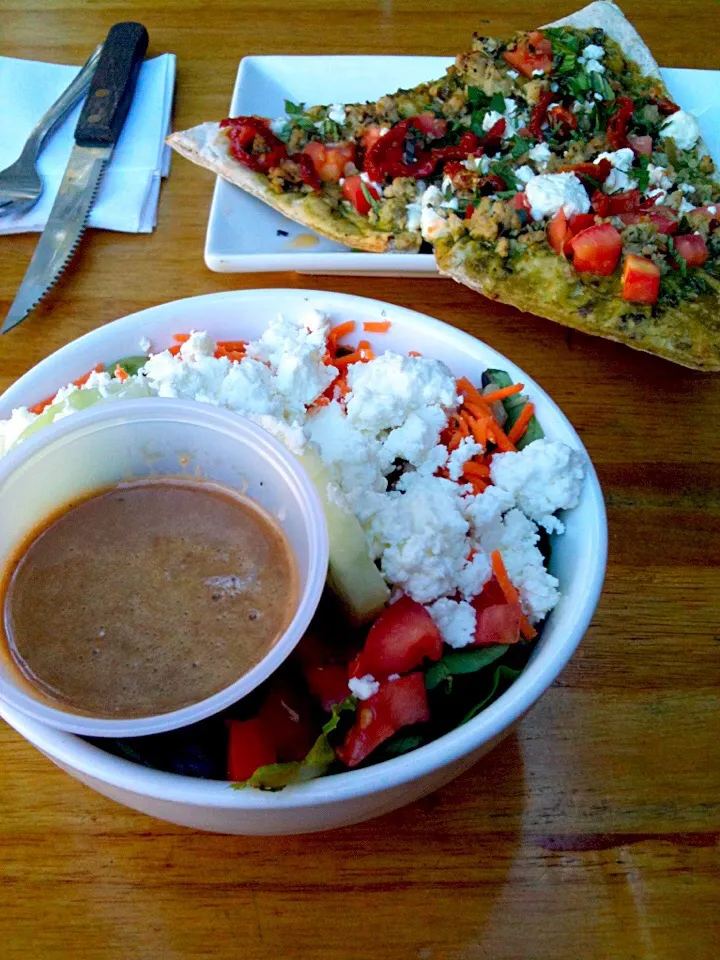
[{"x1": 0, "y1": 399, "x2": 329, "y2": 737}]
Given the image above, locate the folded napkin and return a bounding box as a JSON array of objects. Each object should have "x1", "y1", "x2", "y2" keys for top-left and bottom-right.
[{"x1": 0, "y1": 52, "x2": 176, "y2": 234}]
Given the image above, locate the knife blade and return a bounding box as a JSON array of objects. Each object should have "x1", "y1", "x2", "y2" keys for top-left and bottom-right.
[{"x1": 2, "y1": 22, "x2": 149, "y2": 334}]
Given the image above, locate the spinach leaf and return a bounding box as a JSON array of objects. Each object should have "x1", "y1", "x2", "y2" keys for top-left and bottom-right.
[
  {"x1": 426, "y1": 644, "x2": 508, "y2": 692},
  {"x1": 108, "y1": 355, "x2": 147, "y2": 377},
  {"x1": 489, "y1": 91, "x2": 506, "y2": 114},
  {"x1": 489, "y1": 162, "x2": 519, "y2": 192},
  {"x1": 467, "y1": 86, "x2": 491, "y2": 109},
  {"x1": 461, "y1": 665, "x2": 523, "y2": 724},
  {"x1": 510, "y1": 135, "x2": 533, "y2": 160},
  {"x1": 381, "y1": 732, "x2": 426, "y2": 759}
]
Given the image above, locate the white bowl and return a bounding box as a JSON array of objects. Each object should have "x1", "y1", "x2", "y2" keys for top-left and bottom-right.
[
  {"x1": 0, "y1": 290, "x2": 607, "y2": 834},
  {"x1": 0, "y1": 400, "x2": 328, "y2": 737}
]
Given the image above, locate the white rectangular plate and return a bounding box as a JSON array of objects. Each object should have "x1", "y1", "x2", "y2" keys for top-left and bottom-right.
[{"x1": 204, "y1": 57, "x2": 720, "y2": 276}]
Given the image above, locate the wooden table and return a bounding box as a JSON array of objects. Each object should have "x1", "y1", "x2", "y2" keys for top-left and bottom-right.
[{"x1": 2, "y1": 2, "x2": 719, "y2": 957}]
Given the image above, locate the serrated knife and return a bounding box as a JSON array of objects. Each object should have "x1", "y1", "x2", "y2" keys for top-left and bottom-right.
[{"x1": 2, "y1": 22, "x2": 149, "y2": 334}]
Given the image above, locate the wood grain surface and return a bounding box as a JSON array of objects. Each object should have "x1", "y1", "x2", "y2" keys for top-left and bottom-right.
[{"x1": 1, "y1": 2, "x2": 719, "y2": 958}]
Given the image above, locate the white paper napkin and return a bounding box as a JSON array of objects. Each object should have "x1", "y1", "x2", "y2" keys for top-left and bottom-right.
[{"x1": 0, "y1": 52, "x2": 176, "y2": 234}]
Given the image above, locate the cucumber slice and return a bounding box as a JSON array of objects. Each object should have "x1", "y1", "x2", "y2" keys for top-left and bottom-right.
[
  {"x1": 483, "y1": 368, "x2": 544, "y2": 449},
  {"x1": 298, "y1": 448, "x2": 389, "y2": 624}
]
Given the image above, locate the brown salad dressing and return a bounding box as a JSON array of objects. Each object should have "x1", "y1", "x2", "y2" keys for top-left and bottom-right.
[{"x1": 0, "y1": 480, "x2": 297, "y2": 718}]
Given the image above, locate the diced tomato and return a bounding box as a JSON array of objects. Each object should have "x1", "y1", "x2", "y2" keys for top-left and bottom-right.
[
  {"x1": 606, "y1": 97, "x2": 635, "y2": 150},
  {"x1": 528, "y1": 91, "x2": 555, "y2": 140},
  {"x1": 227, "y1": 718, "x2": 276, "y2": 781},
  {"x1": 627, "y1": 133, "x2": 653, "y2": 155},
  {"x1": 621, "y1": 254, "x2": 661, "y2": 303},
  {"x1": 302, "y1": 140, "x2": 356, "y2": 183},
  {"x1": 547, "y1": 209, "x2": 568, "y2": 255},
  {"x1": 290, "y1": 151, "x2": 321, "y2": 189},
  {"x1": 619, "y1": 211, "x2": 678, "y2": 235},
  {"x1": 361, "y1": 125, "x2": 386, "y2": 151},
  {"x1": 336, "y1": 673, "x2": 430, "y2": 768},
  {"x1": 342, "y1": 174, "x2": 381, "y2": 215},
  {"x1": 570, "y1": 223, "x2": 623, "y2": 275},
  {"x1": 503, "y1": 30, "x2": 553, "y2": 79},
  {"x1": 465, "y1": 204, "x2": 475, "y2": 220},
  {"x1": 591, "y1": 188, "x2": 644, "y2": 218},
  {"x1": 474, "y1": 604, "x2": 523, "y2": 646},
  {"x1": 472, "y1": 578, "x2": 508, "y2": 611},
  {"x1": 304, "y1": 663, "x2": 351, "y2": 712},
  {"x1": 411, "y1": 112, "x2": 448, "y2": 138},
  {"x1": 258, "y1": 681, "x2": 316, "y2": 762},
  {"x1": 692, "y1": 205, "x2": 720, "y2": 221},
  {"x1": 351, "y1": 595, "x2": 443, "y2": 680},
  {"x1": 567, "y1": 213, "x2": 596, "y2": 234},
  {"x1": 548, "y1": 210, "x2": 597, "y2": 256},
  {"x1": 220, "y1": 116, "x2": 287, "y2": 172},
  {"x1": 673, "y1": 233, "x2": 709, "y2": 268},
  {"x1": 548, "y1": 105, "x2": 578, "y2": 135}
]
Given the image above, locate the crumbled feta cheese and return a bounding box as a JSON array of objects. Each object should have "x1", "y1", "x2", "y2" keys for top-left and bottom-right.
[
  {"x1": 679, "y1": 198, "x2": 696, "y2": 215},
  {"x1": 595, "y1": 148, "x2": 635, "y2": 172},
  {"x1": 427, "y1": 598, "x2": 477, "y2": 649},
  {"x1": 346, "y1": 352, "x2": 457, "y2": 434},
  {"x1": 584, "y1": 59, "x2": 605, "y2": 74},
  {"x1": 0, "y1": 406, "x2": 37, "y2": 457},
  {"x1": 254, "y1": 415, "x2": 306, "y2": 455},
  {"x1": 649, "y1": 189, "x2": 667, "y2": 206},
  {"x1": 378, "y1": 406, "x2": 448, "y2": 474},
  {"x1": 525, "y1": 173, "x2": 590, "y2": 221},
  {"x1": 604, "y1": 168, "x2": 638, "y2": 194},
  {"x1": 348, "y1": 675, "x2": 380, "y2": 700},
  {"x1": 583, "y1": 43, "x2": 605, "y2": 60},
  {"x1": 528, "y1": 142, "x2": 552, "y2": 171},
  {"x1": 418, "y1": 185, "x2": 449, "y2": 241},
  {"x1": 405, "y1": 201, "x2": 422, "y2": 232},
  {"x1": 659, "y1": 109, "x2": 701, "y2": 151},
  {"x1": 489, "y1": 438, "x2": 585, "y2": 533},
  {"x1": 327, "y1": 103, "x2": 346, "y2": 124},
  {"x1": 464, "y1": 485, "x2": 515, "y2": 541},
  {"x1": 648, "y1": 164, "x2": 673, "y2": 190},
  {"x1": 360, "y1": 170, "x2": 384, "y2": 194},
  {"x1": 531, "y1": 68, "x2": 546, "y2": 77},
  {"x1": 446, "y1": 436, "x2": 483, "y2": 481},
  {"x1": 708, "y1": 205, "x2": 718, "y2": 215},
  {"x1": 679, "y1": 182, "x2": 696, "y2": 195},
  {"x1": 270, "y1": 117, "x2": 289, "y2": 136},
  {"x1": 367, "y1": 473, "x2": 471, "y2": 604},
  {"x1": 477, "y1": 509, "x2": 560, "y2": 623},
  {"x1": 507, "y1": 69, "x2": 519, "y2": 79},
  {"x1": 515, "y1": 165, "x2": 536, "y2": 186},
  {"x1": 593, "y1": 92, "x2": 603, "y2": 101}
]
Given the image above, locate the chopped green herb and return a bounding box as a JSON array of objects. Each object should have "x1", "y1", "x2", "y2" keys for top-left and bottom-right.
[
  {"x1": 360, "y1": 181, "x2": 380, "y2": 213},
  {"x1": 468, "y1": 86, "x2": 491, "y2": 108},
  {"x1": 490, "y1": 162, "x2": 519, "y2": 192},
  {"x1": 510, "y1": 135, "x2": 533, "y2": 159},
  {"x1": 635, "y1": 154, "x2": 650, "y2": 192},
  {"x1": 489, "y1": 91, "x2": 506, "y2": 114}
]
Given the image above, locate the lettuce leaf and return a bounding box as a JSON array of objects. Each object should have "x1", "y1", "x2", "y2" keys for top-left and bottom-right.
[
  {"x1": 425, "y1": 644, "x2": 508, "y2": 692},
  {"x1": 461, "y1": 664, "x2": 522, "y2": 724},
  {"x1": 231, "y1": 697, "x2": 356, "y2": 791}
]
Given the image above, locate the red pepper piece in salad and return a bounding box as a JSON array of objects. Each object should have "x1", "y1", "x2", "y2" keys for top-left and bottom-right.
[
  {"x1": 337, "y1": 672, "x2": 430, "y2": 768},
  {"x1": 621, "y1": 254, "x2": 661, "y2": 303},
  {"x1": 559, "y1": 158, "x2": 612, "y2": 190},
  {"x1": 606, "y1": 97, "x2": 635, "y2": 150},
  {"x1": 502, "y1": 30, "x2": 553, "y2": 79},
  {"x1": 220, "y1": 116, "x2": 287, "y2": 172},
  {"x1": 291, "y1": 151, "x2": 322, "y2": 190},
  {"x1": 342, "y1": 174, "x2": 381, "y2": 215},
  {"x1": 258, "y1": 680, "x2": 316, "y2": 762},
  {"x1": 227, "y1": 718, "x2": 276, "y2": 781},
  {"x1": 528, "y1": 91, "x2": 556, "y2": 141},
  {"x1": 471, "y1": 578, "x2": 523, "y2": 646},
  {"x1": 364, "y1": 116, "x2": 439, "y2": 181},
  {"x1": 350, "y1": 595, "x2": 443, "y2": 680}
]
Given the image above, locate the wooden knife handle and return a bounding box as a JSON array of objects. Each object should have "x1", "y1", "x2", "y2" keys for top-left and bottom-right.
[{"x1": 74, "y1": 22, "x2": 149, "y2": 146}]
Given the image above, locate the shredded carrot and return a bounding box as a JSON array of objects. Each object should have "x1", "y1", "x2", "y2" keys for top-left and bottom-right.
[
  {"x1": 408, "y1": 350, "x2": 422, "y2": 357},
  {"x1": 457, "y1": 417, "x2": 470, "y2": 438},
  {"x1": 312, "y1": 395, "x2": 331, "y2": 408},
  {"x1": 114, "y1": 365, "x2": 129, "y2": 382},
  {"x1": 447, "y1": 431, "x2": 463, "y2": 453},
  {"x1": 168, "y1": 344, "x2": 182, "y2": 356},
  {"x1": 328, "y1": 321, "x2": 356, "y2": 343},
  {"x1": 463, "y1": 413, "x2": 487, "y2": 446},
  {"x1": 73, "y1": 364, "x2": 103, "y2": 388},
  {"x1": 481, "y1": 382, "x2": 524, "y2": 403},
  {"x1": 357, "y1": 339, "x2": 375, "y2": 361},
  {"x1": 491, "y1": 550, "x2": 537, "y2": 640},
  {"x1": 173, "y1": 333, "x2": 191, "y2": 343},
  {"x1": 456, "y1": 376, "x2": 485, "y2": 407},
  {"x1": 334, "y1": 351, "x2": 362, "y2": 370},
  {"x1": 507, "y1": 402, "x2": 535, "y2": 445},
  {"x1": 462, "y1": 460, "x2": 490, "y2": 479},
  {"x1": 463, "y1": 399, "x2": 491, "y2": 421},
  {"x1": 469, "y1": 477, "x2": 489, "y2": 495},
  {"x1": 216, "y1": 340, "x2": 246, "y2": 351},
  {"x1": 29, "y1": 396, "x2": 55, "y2": 415},
  {"x1": 487, "y1": 426, "x2": 516, "y2": 453},
  {"x1": 363, "y1": 320, "x2": 391, "y2": 334}
]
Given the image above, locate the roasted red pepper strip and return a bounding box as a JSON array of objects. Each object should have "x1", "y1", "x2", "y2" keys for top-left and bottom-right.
[
  {"x1": 528, "y1": 91, "x2": 555, "y2": 140},
  {"x1": 606, "y1": 97, "x2": 635, "y2": 150},
  {"x1": 290, "y1": 151, "x2": 321, "y2": 190},
  {"x1": 220, "y1": 116, "x2": 287, "y2": 172},
  {"x1": 560, "y1": 158, "x2": 613, "y2": 191}
]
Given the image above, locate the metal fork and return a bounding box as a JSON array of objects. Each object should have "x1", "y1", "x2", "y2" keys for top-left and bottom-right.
[{"x1": 0, "y1": 44, "x2": 103, "y2": 219}]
